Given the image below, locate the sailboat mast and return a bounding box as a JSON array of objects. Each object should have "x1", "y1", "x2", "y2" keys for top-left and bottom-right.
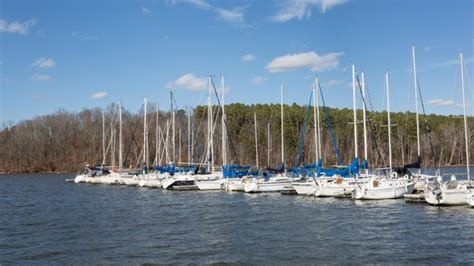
[
  {"x1": 412, "y1": 45, "x2": 421, "y2": 162},
  {"x1": 352, "y1": 65, "x2": 358, "y2": 159},
  {"x1": 188, "y1": 107, "x2": 191, "y2": 163},
  {"x1": 111, "y1": 120, "x2": 115, "y2": 168},
  {"x1": 316, "y1": 79, "x2": 322, "y2": 161},
  {"x1": 156, "y1": 104, "x2": 160, "y2": 166},
  {"x1": 267, "y1": 121, "x2": 271, "y2": 166},
  {"x1": 207, "y1": 76, "x2": 214, "y2": 173},
  {"x1": 102, "y1": 109, "x2": 105, "y2": 167},
  {"x1": 361, "y1": 72, "x2": 368, "y2": 174},
  {"x1": 460, "y1": 52, "x2": 470, "y2": 182},
  {"x1": 313, "y1": 78, "x2": 319, "y2": 162},
  {"x1": 118, "y1": 101, "x2": 122, "y2": 174},
  {"x1": 280, "y1": 84, "x2": 285, "y2": 166},
  {"x1": 143, "y1": 97, "x2": 148, "y2": 168},
  {"x1": 386, "y1": 71, "x2": 393, "y2": 174},
  {"x1": 170, "y1": 91, "x2": 175, "y2": 164},
  {"x1": 221, "y1": 75, "x2": 227, "y2": 166},
  {"x1": 254, "y1": 112, "x2": 259, "y2": 168}
]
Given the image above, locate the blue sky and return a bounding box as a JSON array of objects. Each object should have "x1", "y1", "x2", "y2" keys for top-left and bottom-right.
[{"x1": 1, "y1": 0, "x2": 473, "y2": 124}]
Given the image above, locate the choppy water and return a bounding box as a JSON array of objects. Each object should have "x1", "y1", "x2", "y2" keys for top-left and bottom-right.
[{"x1": 0, "y1": 172, "x2": 473, "y2": 264}]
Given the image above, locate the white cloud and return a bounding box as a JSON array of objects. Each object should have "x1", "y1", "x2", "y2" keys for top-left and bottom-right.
[
  {"x1": 322, "y1": 79, "x2": 343, "y2": 88},
  {"x1": 166, "y1": 73, "x2": 206, "y2": 91},
  {"x1": 141, "y1": 7, "x2": 151, "y2": 15},
  {"x1": 170, "y1": 0, "x2": 244, "y2": 23},
  {"x1": 32, "y1": 58, "x2": 55, "y2": 68},
  {"x1": 266, "y1": 51, "x2": 343, "y2": 73},
  {"x1": 426, "y1": 99, "x2": 456, "y2": 107},
  {"x1": 91, "y1": 91, "x2": 108, "y2": 100},
  {"x1": 425, "y1": 57, "x2": 473, "y2": 69},
  {"x1": 252, "y1": 76, "x2": 268, "y2": 84},
  {"x1": 32, "y1": 74, "x2": 51, "y2": 81},
  {"x1": 242, "y1": 54, "x2": 256, "y2": 62},
  {"x1": 272, "y1": 0, "x2": 347, "y2": 22},
  {"x1": 0, "y1": 18, "x2": 36, "y2": 35}
]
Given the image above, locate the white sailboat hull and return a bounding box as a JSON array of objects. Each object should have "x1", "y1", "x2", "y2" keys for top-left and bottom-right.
[
  {"x1": 243, "y1": 178, "x2": 293, "y2": 193},
  {"x1": 162, "y1": 174, "x2": 196, "y2": 190},
  {"x1": 292, "y1": 181, "x2": 317, "y2": 195},
  {"x1": 467, "y1": 193, "x2": 474, "y2": 207},
  {"x1": 353, "y1": 179, "x2": 416, "y2": 200},
  {"x1": 99, "y1": 173, "x2": 121, "y2": 185},
  {"x1": 74, "y1": 174, "x2": 87, "y2": 183},
  {"x1": 138, "y1": 179, "x2": 162, "y2": 188},
  {"x1": 424, "y1": 182, "x2": 469, "y2": 206},
  {"x1": 222, "y1": 179, "x2": 244, "y2": 191},
  {"x1": 315, "y1": 183, "x2": 355, "y2": 197},
  {"x1": 195, "y1": 179, "x2": 222, "y2": 190}
]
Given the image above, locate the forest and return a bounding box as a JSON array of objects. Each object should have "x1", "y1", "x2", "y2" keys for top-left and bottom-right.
[{"x1": 0, "y1": 102, "x2": 472, "y2": 173}]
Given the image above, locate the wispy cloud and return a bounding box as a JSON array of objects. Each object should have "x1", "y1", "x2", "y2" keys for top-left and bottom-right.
[
  {"x1": 424, "y1": 46, "x2": 432, "y2": 52},
  {"x1": 424, "y1": 57, "x2": 473, "y2": 69},
  {"x1": 166, "y1": 73, "x2": 206, "y2": 90},
  {"x1": 32, "y1": 74, "x2": 51, "y2": 81},
  {"x1": 32, "y1": 58, "x2": 55, "y2": 68},
  {"x1": 242, "y1": 54, "x2": 256, "y2": 62},
  {"x1": 321, "y1": 79, "x2": 344, "y2": 88},
  {"x1": 0, "y1": 18, "x2": 37, "y2": 35},
  {"x1": 252, "y1": 76, "x2": 268, "y2": 84},
  {"x1": 266, "y1": 51, "x2": 343, "y2": 73},
  {"x1": 426, "y1": 99, "x2": 456, "y2": 107},
  {"x1": 272, "y1": 0, "x2": 347, "y2": 22},
  {"x1": 170, "y1": 0, "x2": 245, "y2": 23},
  {"x1": 141, "y1": 7, "x2": 151, "y2": 15},
  {"x1": 91, "y1": 91, "x2": 108, "y2": 100}
]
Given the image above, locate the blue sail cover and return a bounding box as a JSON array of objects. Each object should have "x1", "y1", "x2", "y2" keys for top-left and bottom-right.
[
  {"x1": 222, "y1": 165, "x2": 251, "y2": 178},
  {"x1": 317, "y1": 158, "x2": 360, "y2": 177}
]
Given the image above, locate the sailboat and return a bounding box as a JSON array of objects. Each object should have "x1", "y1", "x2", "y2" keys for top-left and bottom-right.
[
  {"x1": 353, "y1": 71, "x2": 416, "y2": 200},
  {"x1": 293, "y1": 79, "x2": 321, "y2": 195},
  {"x1": 314, "y1": 65, "x2": 370, "y2": 198},
  {"x1": 425, "y1": 52, "x2": 471, "y2": 206},
  {"x1": 195, "y1": 76, "x2": 226, "y2": 190},
  {"x1": 243, "y1": 84, "x2": 296, "y2": 193},
  {"x1": 137, "y1": 100, "x2": 163, "y2": 188},
  {"x1": 161, "y1": 90, "x2": 199, "y2": 190}
]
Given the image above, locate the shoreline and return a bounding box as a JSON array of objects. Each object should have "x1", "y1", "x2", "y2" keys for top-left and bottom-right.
[{"x1": 1, "y1": 165, "x2": 472, "y2": 175}]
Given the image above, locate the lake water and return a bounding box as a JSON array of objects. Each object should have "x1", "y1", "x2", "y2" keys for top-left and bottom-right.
[{"x1": 0, "y1": 171, "x2": 473, "y2": 264}]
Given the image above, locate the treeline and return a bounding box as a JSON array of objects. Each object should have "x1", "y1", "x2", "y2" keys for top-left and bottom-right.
[{"x1": 0, "y1": 103, "x2": 472, "y2": 173}]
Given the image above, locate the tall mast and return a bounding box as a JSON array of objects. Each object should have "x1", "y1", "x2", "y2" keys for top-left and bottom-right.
[
  {"x1": 412, "y1": 45, "x2": 421, "y2": 161},
  {"x1": 165, "y1": 120, "x2": 170, "y2": 164},
  {"x1": 386, "y1": 71, "x2": 392, "y2": 174},
  {"x1": 102, "y1": 109, "x2": 105, "y2": 167},
  {"x1": 156, "y1": 104, "x2": 160, "y2": 166},
  {"x1": 111, "y1": 120, "x2": 115, "y2": 168},
  {"x1": 280, "y1": 83, "x2": 285, "y2": 165},
  {"x1": 221, "y1": 75, "x2": 227, "y2": 166},
  {"x1": 313, "y1": 78, "x2": 319, "y2": 162},
  {"x1": 352, "y1": 64, "x2": 358, "y2": 159},
  {"x1": 254, "y1": 112, "x2": 259, "y2": 168},
  {"x1": 118, "y1": 101, "x2": 122, "y2": 174},
  {"x1": 267, "y1": 121, "x2": 271, "y2": 166},
  {"x1": 170, "y1": 91, "x2": 175, "y2": 164},
  {"x1": 460, "y1": 52, "x2": 470, "y2": 182},
  {"x1": 143, "y1": 97, "x2": 148, "y2": 168},
  {"x1": 207, "y1": 76, "x2": 214, "y2": 173},
  {"x1": 187, "y1": 107, "x2": 191, "y2": 163},
  {"x1": 361, "y1": 72, "x2": 368, "y2": 174},
  {"x1": 316, "y1": 79, "x2": 322, "y2": 161}
]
